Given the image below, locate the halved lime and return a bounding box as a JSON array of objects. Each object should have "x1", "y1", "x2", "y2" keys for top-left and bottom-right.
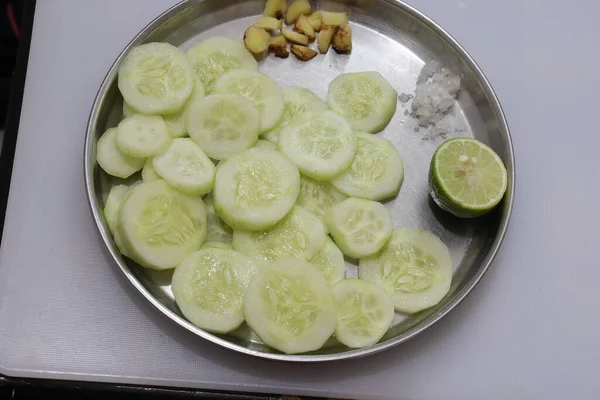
[{"x1": 429, "y1": 137, "x2": 508, "y2": 218}]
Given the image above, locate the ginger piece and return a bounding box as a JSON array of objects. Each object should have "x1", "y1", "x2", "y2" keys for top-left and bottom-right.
[
  {"x1": 263, "y1": 0, "x2": 287, "y2": 18},
  {"x1": 320, "y1": 11, "x2": 348, "y2": 26},
  {"x1": 282, "y1": 28, "x2": 309, "y2": 45},
  {"x1": 307, "y1": 12, "x2": 322, "y2": 31},
  {"x1": 285, "y1": 0, "x2": 312, "y2": 25},
  {"x1": 254, "y1": 16, "x2": 283, "y2": 31},
  {"x1": 290, "y1": 45, "x2": 318, "y2": 61},
  {"x1": 317, "y1": 25, "x2": 337, "y2": 53},
  {"x1": 332, "y1": 25, "x2": 352, "y2": 53},
  {"x1": 294, "y1": 14, "x2": 316, "y2": 40},
  {"x1": 269, "y1": 34, "x2": 289, "y2": 58},
  {"x1": 244, "y1": 26, "x2": 271, "y2": 54}
]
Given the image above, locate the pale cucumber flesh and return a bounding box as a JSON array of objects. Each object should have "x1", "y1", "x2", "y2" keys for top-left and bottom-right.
[
  {"x1": 116, "y1": 114, "x2": 171, "y2": 158},
  {"x1": 211, "y1": 69, "x2": 284, "y2": 133},
  {"x1": 213, "y1": 147, "x2": 299, "y2": 231},
  {"x1": 118, "y1": 42, "x2": 196, "y2": 115},
  {"x1": 244, "y1": 258, "x2": 336, "y2": 354},
  {"x1": 118, "y1": 180, "x2": 207, "y2": 270},
  {"x1": 308, "y1": 237, "x2": 346, "y2": 285},
  {"x1": 326, "y1": 71, "x2": 397, "y2": 133},
  {"x1": 172, "y1": 248, "x2": 258, "y2": 333},
  {"x1": 96, "y1": 128, "x2": 145, "y2": 179},
  {"x1": 296, "y1": 176, "x2": 347, "y2": 223},
  {"x1": 187, "y1": 94, "x2": 260, "y2": 160},
  {"x1": 233, "y1": 206, "x2": 327, "y2": 264},
  {"x1": 359, "y1": 228, "x2": 453, "y2": 313},
  {"x1": 277, "y1": 110, "x2": 357, "y2": 180},
  {"x1": 152, "y1": 138, "x2": 215, "y2": 196},
  {"x1": 331, "y1": 132, "x2": 404, "y2": 201},
  {"x1": 263, "y1": 86, "x2": 327, "y2": 143},
  {"x1": 333, "y1": 279, "x2": 395, "y2": 348},
  {"x1": 325, "y1": 197, "x2": 393, "y2": 259},
  {"x1": 186, "y1": 37, "x2": 258, "y2": 91}
]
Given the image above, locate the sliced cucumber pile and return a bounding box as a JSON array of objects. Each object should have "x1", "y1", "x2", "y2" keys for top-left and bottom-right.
[
  {"x1": 116, "y1": 114, "x2": 171, "y2": 158},
  {"x1": 118, "y1": 180, "x2": 207, "y2": 270},
  {"x1": 152, "y1": 138, "x2": 215, "y2": 196},
  {"x1": 203, "y1": 194, "x2": 233, "y2": 244},
  {"x1": 124, "y1": 78, "x2": 205, "y2": 138},
  {"x1": 327, "y1": 71, "x2": 397, "y2": 133},
  {"x1": 211, "y1": 69, "x2": 284, "y2": 133},
  {"x1": 331, "y1": 132, "x2": 404, "y2": 201},
  {"x1": 244, "y1": 258, "x2": 336, "y2": 354},
  {"x1": 263, "y1": 86, "x2": 327, "y2": 143},
  {"x1": 296, "y1": 176, "x2": 347, "y2": 223},
  {"x1": 325, "y1": 197, "x2": 393, "y2": 259},
  {"x1": 254, "y1": 139, "x2": 277, "y2": 151},
  {"x1": 119, "y1": 42, "x2": 196, "y2": 115},
  {"x1": 308, "y1": 237, "x2": 346, "y2": 285},
  {"x1": 187, "y1": 94, "x2": 260, "y2": 160},
  {"x1": 141, "y1": 158, "x2": 161, "y2": 182},
  {"x1": 186, "y1": 37, "x2": 258, "y2": 91},
  {"x1": 97, "y1": 128, "x2": 145, "y2": 179},
  {"x1": 359, "y1": 228, "x2": 453, "y2": 314},
  {"x1": 98, "y1": 37, "x2": 457, "y2": 354},
  {"x1": 172, "y1": 248, "x2": 258, "y2": 333},
  {"x1": 233, "y1": 206, "x2": 327, "y2": 264},
  {"x1": 213, "y1": 147, "x2": 299, "y2": 231},
  {"x1": 278, "y1": 110, "x2": 357, "y2": 180},
  {"x1": 333, "y1": 279, "x2": 394, "y2": 348},
  {"x1": 103, "y1": 184, "x2": 133, "y2": 256}
]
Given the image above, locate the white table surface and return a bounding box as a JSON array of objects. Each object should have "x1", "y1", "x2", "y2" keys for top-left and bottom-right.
[{"x1": 1, "y1": 0, "x2": 599, "y2": 399}]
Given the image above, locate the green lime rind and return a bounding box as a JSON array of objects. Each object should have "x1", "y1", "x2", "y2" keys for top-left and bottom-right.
[{"x1": 429, "y1": 137, "x2": 508, "y2": 218}]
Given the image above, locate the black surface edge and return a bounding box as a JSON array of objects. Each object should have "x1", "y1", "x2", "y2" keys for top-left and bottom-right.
[
  {"x1": 0, "y1": 376, "x2": 285, "y2": 399},
  {"x1": 0, "y1": 1, "x2": 303, "y2": 399},
  {"x1": 0, "y1": 0, "x2": 35, "y2": 244}
]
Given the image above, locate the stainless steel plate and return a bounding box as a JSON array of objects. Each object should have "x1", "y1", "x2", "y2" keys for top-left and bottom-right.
[{"x1": 84, "y1": 0, "x2": 515, "y2": 362}]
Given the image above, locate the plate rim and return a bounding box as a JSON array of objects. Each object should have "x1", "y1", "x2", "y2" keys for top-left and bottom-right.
[{"x1": 84, "y1": 0, "x2": 516, "y2": 363}]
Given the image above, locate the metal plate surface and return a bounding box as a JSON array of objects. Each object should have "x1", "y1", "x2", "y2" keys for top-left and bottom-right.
[{"x1": 84, "y1": 0, "x2": 515, "y2": 362}]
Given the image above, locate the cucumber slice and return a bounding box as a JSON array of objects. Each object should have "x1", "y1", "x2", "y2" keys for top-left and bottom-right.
[
  {"x1": 326, "y1": 71, "x2": 398, "y2": 133},
  {"x1": 172, "y1": 248, "x2": 258, "y2": 333},
  {"x1": 254, "y1": 139, "x2": 277, "y2": 151},
  {"x1": 263, "y1": 86, "x2": 328, "y2": 143},
  {"x1": 118, "y1": 42, "x2": 196, "y2": 115},
  {"x1": 187, "y1": 94, "x2": 260, "y2": 160},
  {"x1": 141, "y1": 158, "x2": 161, "y2": 182},
  {"x1": 187, "y1": 37, "x2": 258, "y2": 91},
  {"x1": 103, "y1": 184, "x2": 131, "y2": 255},
  {"x1": 152, "y1": 138, "x2": 216, "y2": 196},
  {"x1": 331, "y1": 132, "x2": 404, "y2": 201},
  {"x1": 161, "y1": 78, "x2": 206, "y2": 138},
  {"x1": 244, "y1": 258, "x2": 336, "y2": 354},
  {"x1": 325, "y1": 198, "x2": 393, "y2": 259},
  {"x1": 122, "y1": 101, "x2": 135, "y2": 118},
  {"x1": 359, "y1": 228, "x2": 453, "y2": 314},
  {"x1": 211, "y1": 69, "x2": 284, "y2": 133},
  {"x1": 296, "y1": 176, "x2": 347, "y2": 222},
  {"x1": 118, "y1": 180, "x2": 207, "y2": 270},
  {"x1": 233, "y1": 206, "x2": 327, "y2": 264},
  {"x1": 123, "y1": 78, "x2": 205, "y2": 138},
  {"x1": 333, "y1": 279, "x2": 394, "y2": 348},
  {"x1": 213, "y1": 147, "x2": 300, "y2": 231},
  {"x1": 116, "y1": 114, "x2": 171, "y2": 158},
  {"x1": 96, "y1": 127, "x2": 145, "y2": 179},
  {"x1": 201, "y1": 242, "x2": 233, "y2": 250},
  {"x1": 277, "y1": 110, "x2": 357, "y2": 180},
  {"x1": 308, "y1": 237, "x2": 346, "y2": 285},
  {"x1": 204, "y1": 194, "x2": 233, "y2": 244}
]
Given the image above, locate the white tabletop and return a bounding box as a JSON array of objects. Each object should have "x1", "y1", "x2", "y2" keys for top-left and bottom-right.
[{"x1": 0, "y1": 1, "x2": 598, "y2": 399}]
